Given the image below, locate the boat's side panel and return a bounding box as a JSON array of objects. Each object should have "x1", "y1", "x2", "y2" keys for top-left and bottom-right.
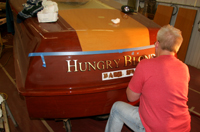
[
  {"x1": 149, "y1": 28, "x2": 159, "y2": 45},
  {"x1": 9, "y1": 0, "x2": 160, "y2": 119},
  {"x1": 24, "y1": 48, "x2": 153, "y2": 118},
  {"x1": 26, "y1": 88, "x2": 139, "y2": 118},
  {"x1": 12, "y1": 12, "x2": 41, "y2": 89},
  {"x1": 25, "y1": 48, "x2": 155, "y2": 93}
]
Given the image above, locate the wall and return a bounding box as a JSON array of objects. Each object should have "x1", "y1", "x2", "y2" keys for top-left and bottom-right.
[
  {"x1": 157, "y1": 0, "x2": 200, "y2": 7},
  {"x1": 157, "y1": 1, "x2": 200, "y2": 69}
]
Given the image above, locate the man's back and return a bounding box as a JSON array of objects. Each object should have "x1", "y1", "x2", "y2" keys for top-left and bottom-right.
[{"x1": 129, "y1": 55, "x2": 191, "y2": 132}]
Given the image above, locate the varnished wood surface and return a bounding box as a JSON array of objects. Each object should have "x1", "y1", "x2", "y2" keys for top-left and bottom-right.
[
  {"x1": 175, "y1": 8, "x2": 197, "y2": 62},
  {"x1": 59, "y1": 9, "x2": 150, "y2": 51},
  {"x1": 153, "y1": 5, "x2": 173, "y2": 27},
  {"x1": 9, "y1": 0, "x2": 158, "y2": 94},
  {"x1": 25, "y1": 90, "x2": 139, "y2": 118},
  {"x1": 9, "y1": 0, "x2": 159, "y2": 119}
]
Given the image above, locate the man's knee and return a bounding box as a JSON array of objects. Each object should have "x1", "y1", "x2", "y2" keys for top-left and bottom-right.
[{"x1": 111, "y1": 101, "x2": 126, "y2": 112}]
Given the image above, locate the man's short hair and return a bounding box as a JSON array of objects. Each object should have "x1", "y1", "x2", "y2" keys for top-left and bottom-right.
[{"x1": 157, "y1": 25, "x2": 183, "y2": 53}]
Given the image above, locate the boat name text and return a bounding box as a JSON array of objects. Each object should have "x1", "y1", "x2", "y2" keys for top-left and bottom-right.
[{"x1": 66, "y1": 54, "x2": 154, "y2": 72}]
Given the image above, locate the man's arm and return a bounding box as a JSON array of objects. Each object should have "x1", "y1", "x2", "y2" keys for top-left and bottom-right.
[{"x1": 126, "y1": 87, "x2": 141, "y2": 102}]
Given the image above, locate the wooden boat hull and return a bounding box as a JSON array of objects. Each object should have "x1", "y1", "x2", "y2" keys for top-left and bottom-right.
[{"x1": 9, "y1": 0, "x2": 160, "y2": 118}]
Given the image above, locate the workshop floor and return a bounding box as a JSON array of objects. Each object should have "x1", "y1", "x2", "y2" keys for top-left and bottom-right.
[{"x1": 0, "y1": 30, "x2": 200, "y2": 132}]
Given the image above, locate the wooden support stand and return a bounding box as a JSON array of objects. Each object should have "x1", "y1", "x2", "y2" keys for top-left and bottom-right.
[
  {"x1": 0, "y1": 94, "x2": 18, "y2": 132},
  {"x1": 0, "y1": 99, "x2": 10, "y2": 132}
]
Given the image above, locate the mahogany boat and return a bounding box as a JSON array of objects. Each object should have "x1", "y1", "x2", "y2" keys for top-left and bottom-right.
[{"x1": 8, "y1": 0, "x2": 160, "y2": 119}]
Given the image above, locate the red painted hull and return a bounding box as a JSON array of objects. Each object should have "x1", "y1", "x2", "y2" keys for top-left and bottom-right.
[{"x1": 10, "y1": 0, "x2": 160, "y2": 118}]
